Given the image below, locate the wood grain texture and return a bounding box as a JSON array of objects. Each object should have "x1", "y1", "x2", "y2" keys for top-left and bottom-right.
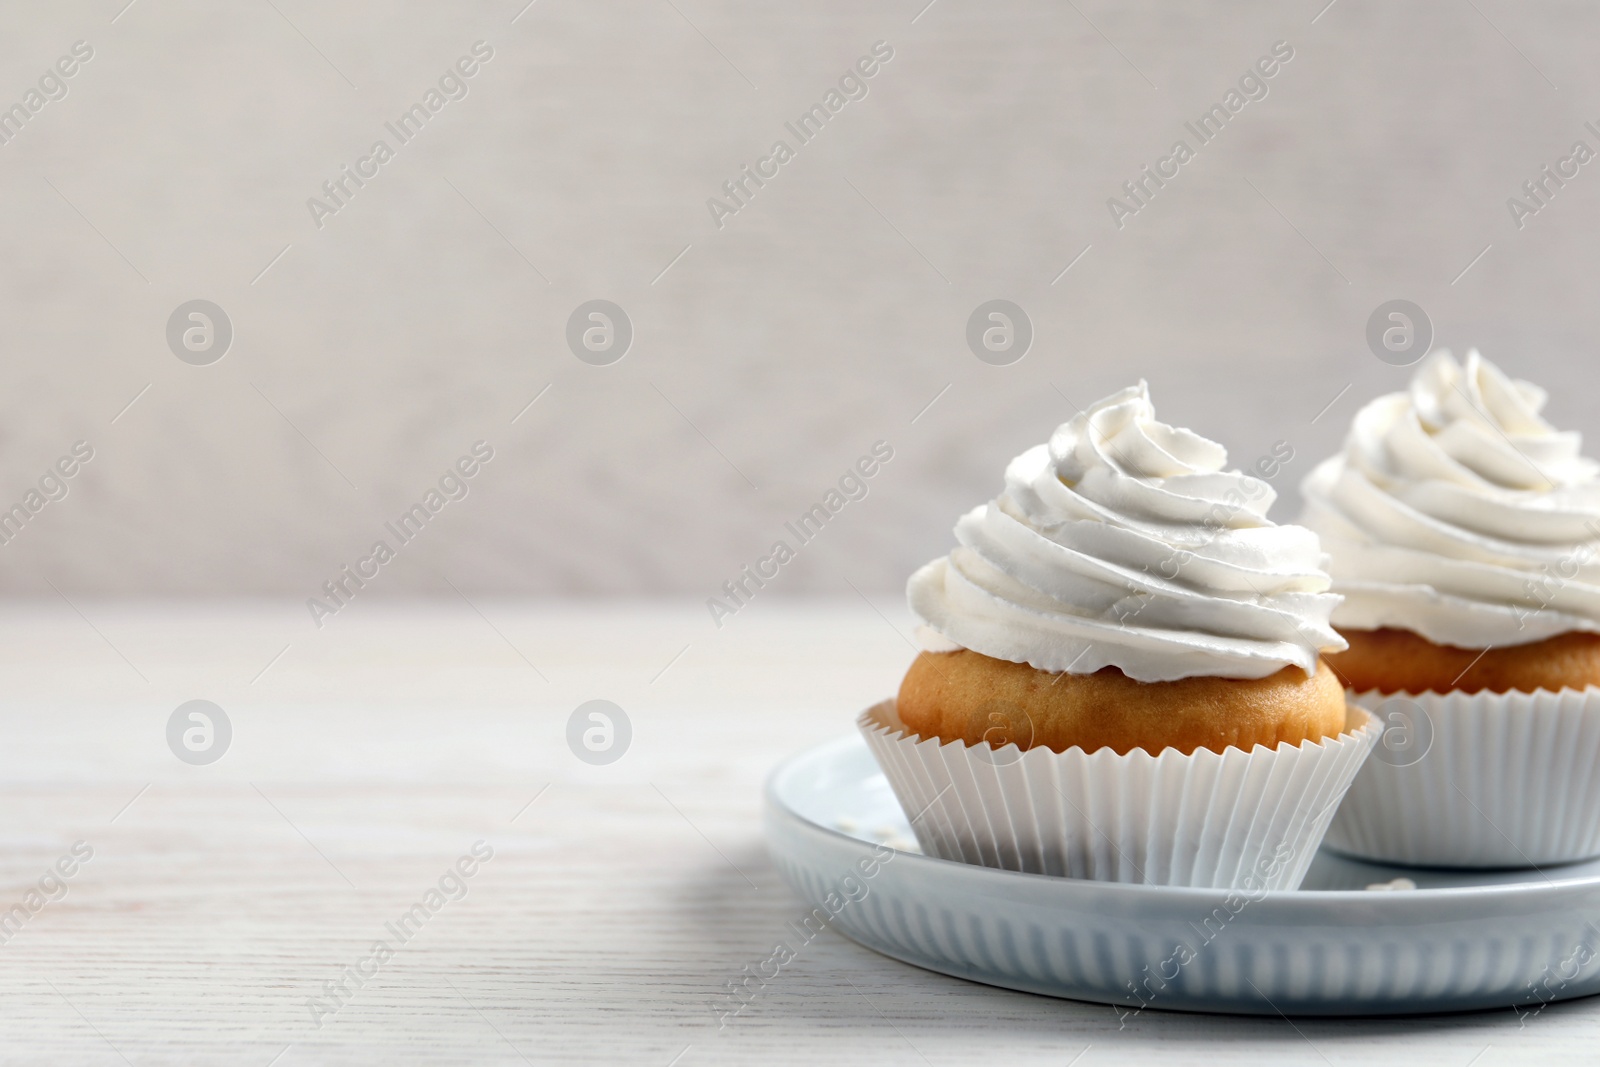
[{"x1": 0, "y1": 601, "x2": 1588, "y2": 1064}]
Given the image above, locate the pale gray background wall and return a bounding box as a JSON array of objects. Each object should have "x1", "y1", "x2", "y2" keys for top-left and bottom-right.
[{"x1": 1, "y1": 0, "x2": 1597, "y2": 598}]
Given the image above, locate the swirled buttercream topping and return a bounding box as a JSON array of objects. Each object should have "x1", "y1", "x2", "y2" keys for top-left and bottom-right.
[
  {"x1": 1300, "y1": 349, "x2": 1600, "y2": 648},
  {"x1": 907, "y1": 383, "x2": 1345, "y2": 682}
]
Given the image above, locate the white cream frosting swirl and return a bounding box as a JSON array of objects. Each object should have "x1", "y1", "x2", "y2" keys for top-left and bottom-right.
[
  {"x1": 907, "y1": 383, "x2": 1345, "y2": 682},
  {"x1": 1300, "y1": 349, "x2": 1600, "y2": 648}
]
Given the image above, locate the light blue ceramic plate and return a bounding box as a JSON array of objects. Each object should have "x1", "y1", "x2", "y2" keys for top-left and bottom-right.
[{"x1": 764, "y1": 733, "x2": 1600, "y2": 1016}]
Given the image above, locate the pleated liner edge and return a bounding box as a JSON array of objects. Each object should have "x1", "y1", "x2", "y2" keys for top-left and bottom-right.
[{"x1": 859, "y1": 699, "x2": 1378, "y2": 889}]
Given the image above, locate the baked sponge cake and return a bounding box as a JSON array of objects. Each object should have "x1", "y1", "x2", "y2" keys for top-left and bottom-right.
[
  {"x1": 1325, "y1": 628, "x2": 1600, "y2": 695},
  {"x1": 898, "y1": 650, "x2": 1346, "y2": 757}
]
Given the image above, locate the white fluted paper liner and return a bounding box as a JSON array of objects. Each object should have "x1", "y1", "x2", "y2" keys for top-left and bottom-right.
[
  {"x1": 858, "y1": 700, "x2": 1378, "y2": 890},
  {"x1": 1325, "y1": 686, "x2": 1600, "y2": 868}
]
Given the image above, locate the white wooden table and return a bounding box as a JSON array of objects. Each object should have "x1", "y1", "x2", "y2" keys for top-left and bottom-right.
[{"x1": 0, "y1": 600, "x2": 1589, "y2": 1065}]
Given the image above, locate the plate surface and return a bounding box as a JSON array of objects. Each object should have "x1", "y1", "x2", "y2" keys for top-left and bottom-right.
[{"x1": 764, "y1": 733, "x2": 1600, "y2": 1016}]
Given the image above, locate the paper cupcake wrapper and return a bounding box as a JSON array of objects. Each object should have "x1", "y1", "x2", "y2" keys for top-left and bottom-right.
[
  {"x1": 858, "y1": 700, "x2": 1378, "y2": 890},
  {"x1": 1325, "y1": 686, "x2": 1600, "y2": 868}
]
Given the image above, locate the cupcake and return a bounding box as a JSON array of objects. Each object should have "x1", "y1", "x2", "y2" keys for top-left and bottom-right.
[
  {"x1": 861, "y1": 383, "x2": 1378, "y2": 889},
  {"x1": 1302, "y1": 349, "x2": 1600, "y2": 867}
]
